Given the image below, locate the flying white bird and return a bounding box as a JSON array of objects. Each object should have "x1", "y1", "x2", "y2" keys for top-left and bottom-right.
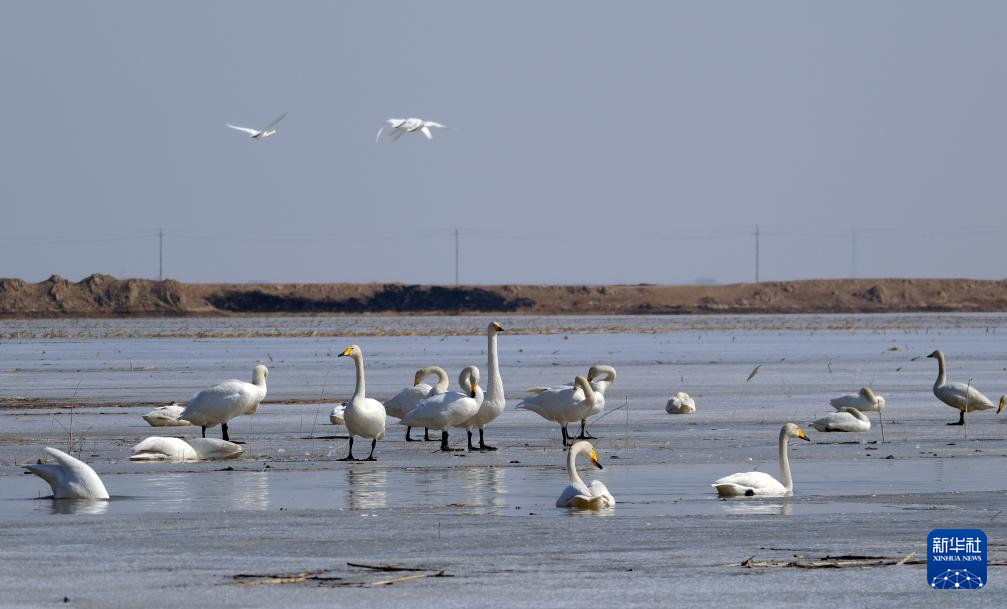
[
  {"x1": 227, "y1": 112, "x2": 288, "y2": 139},
  {"x1": 376, "y1": 117, "x2": 450, "y2": 142}
]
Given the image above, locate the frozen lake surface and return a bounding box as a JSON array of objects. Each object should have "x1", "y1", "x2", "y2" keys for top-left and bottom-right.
[{"x1": 1, "y1": 314, "x2": 1005, "y2": 608}]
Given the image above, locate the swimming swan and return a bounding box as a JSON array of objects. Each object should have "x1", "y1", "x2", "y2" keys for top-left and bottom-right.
[
  {"x1": 384, "y1": 366, "x2": 449, "y2": 441},
  {"x1": 338, "y1": 345, "x2": 386, "y2": 461},
  {"x1": 517, "y1": 376, "x2": 599, "y2": 446},
  {"x1": 24, "y1": 447, "x2": 109, "y2": 500},
  {"x1": 461, "y1": 322, "x2": 506, "y2": 451},
  {"x1": 129, "y1": 437, "x2": 243, "y2": 461},
  {"x1": 556, "y1": 441, "x2": 615, "y2": 509},
  {"x1": 179, "y1": 365, "x2": 268, "y2": 441},
  {"x1": 712, "y1": 423, "x2": 810, "y2": 497},
  {"x1": 927, "y1": 350, "x2": 995, "y2": 425},
  {"x1": 400, "y1": 367, "x2": 482, "y2": 452},
  {"x1": 666, "y1": 392, "x2": 696, "y2": 414},
  {"x1": 142, "y1": 403, "x2": 191, "y2": 427},
  {"x1": 830, "y1": 387, "x2": 886, "y2": 413},
  {"x1": 810, "y1": 407, "x2": 870, "y2": 433}
]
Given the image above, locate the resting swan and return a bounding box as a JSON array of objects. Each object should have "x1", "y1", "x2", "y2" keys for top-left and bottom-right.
[
  {"x1": 338, "y1": 345, "x2": 386, "y2": 461},
  {"x1": 556, "y1": 441, "x2": 615, "y2": 509},
  {"x1": 517, "y1": 376, "x2": 600, "y2": 446},
  {"x1": 713, "y1": 423, "x2": 810, "y2": 497},
  {"x1": 810, "y1": 407, "x2": 870, "y2": 433},
  {"x1": 179, "y1": 364, "x2": 268, "y2": 441},
  {"x1": 666, "y1": 392, "x2": 696, "y2": 414},
  {"x1": 383, "y1": 366, "x2": 449, "y2": 442},
  {"x1": 142, "y1": 403, "x2": 191, "y2": 427},
  {"x1": 329, "y1": 403, "x2": 346, "y2": 426},
  {"x1": 24, "y1": 447, "x2": 109, "y2": 500},
  {"x1": 129, "y1": 437, "x2": 243, "y2": 461},
  {"x1": 927, "y1": 350, "x2": 996, "y2": 425},
  {"x1": 400, "y1": 367, "x2": 482, "y2": 452},
  {"x1": 461, "y1": 322, "x2": 506, "y2": 451},
  {"x1": 830, "y1": 387, "x2": 886, "y2": 413}
]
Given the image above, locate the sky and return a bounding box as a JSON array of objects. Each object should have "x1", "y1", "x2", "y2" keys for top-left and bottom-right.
[{"x1": 1, "y1": 1, "x2": 1005, "y2": 285}]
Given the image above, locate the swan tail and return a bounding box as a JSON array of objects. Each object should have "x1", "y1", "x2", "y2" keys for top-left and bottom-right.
[{"x1": 713, "y1": 483, "x2": 753, "y2": 497}]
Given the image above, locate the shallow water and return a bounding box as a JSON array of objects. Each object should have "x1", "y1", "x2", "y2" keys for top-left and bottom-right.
[{"x1": 1, "y1": 314, "x2": 1006, "y2": 608}]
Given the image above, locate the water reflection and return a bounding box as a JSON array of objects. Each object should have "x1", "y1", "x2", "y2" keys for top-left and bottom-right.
[
  {"x1": 346, "y1": 465, "x2": 387, "y2": 510},
  {"x1": 715, "y1": 498, "x2": 793, "y2": 517},
  {"x1": 460, "y1": 466, "x2": 509, "y2": 509},
  {"x1": 48, "y1": 498, "x2": 109, "y2": 515}
]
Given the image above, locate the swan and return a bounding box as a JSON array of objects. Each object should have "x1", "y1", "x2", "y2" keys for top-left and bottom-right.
[
  {"x1": 528, "y1": 365, "x2": 614, "y2": 439},
  {"x1": 24, "y1": 447, "x2": 109, "y2": 500},
  {"x1": 400, "y1": 367, "x2": 482, "y2": 452},
  {"x1": 830, "y1": 387, "x2": 886, "y2": 413},
  {"x1": 810, "y1": 407, "x2": 871, "y2": 433},
  {"x1": 666, "y1": 392, "x2": 696, "y2": 414},
  {"x1": 129, "y1": 437, "x2": 243, "y2": 461},
  {"x1": 927, "y1": 350, "x2": 996, "y2": 425},
  {"x1": 375, "y1": 117, "x2": 451, "y2": 142},
  {"x1": 712, "y1": 423, "x2": 810, "y2": 497},
  {"x1": 384, "y1": 366, "x2": 449, "y2": 442},
  {"x1": 142, "y1": 403, "x2": 191, "y2": 427},
  {"x1": 227, "y1": 112, "x2": 287, "y2": 139},
  {"x1": 556, "y1": 441, "x2": 615, "y2": 509},
  {"x1": 179, "y1": 364, "x2": 268, "y2": 441},
  {"x1": 461, "y1": 322, "x2": 506, "y2": 451},
  {"x1": 517, "y1": 376, "x2": 599, "y2": 446},
  {"x1": 329, "y1": 403, "x2": 346, "y2": 426},
  {"x1": 338, "y1": 345, "x2": 386, "y2": 461}
]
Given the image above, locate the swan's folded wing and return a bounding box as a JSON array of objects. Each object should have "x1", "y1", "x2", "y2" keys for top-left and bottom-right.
[
  {"x1": 384, "y1": 384, "x2": 431, "y2": 419},
  {"x1": 712, "y1": 471, "x2": 781, "y2": 493},
  {"x1": 556, "y1": 481, "x2": 591, "y2": 507}
]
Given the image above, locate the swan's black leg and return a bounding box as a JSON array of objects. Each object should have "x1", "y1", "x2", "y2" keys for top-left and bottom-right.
[
  {"x1": 201, "y1": 425, "x2": 206, "y2": 438},
  {"x1": 363, "y1": 438, "x2": 377, "y2": 461},
  {"x1": 948, "y1": 410, "x2": 966, "y2": 426},
  {"x1": 440, "y1": 430, "x2": 463, "y2": 452},
  {"x1": 576, "y1": 419, "x2": 596, "y2": 440},
  {"x1": 221, "y1": 423, "x2": 229, "y2": 442},
  {"x1": 405, "y1": 426, "x2": 419, "y2": 442},
  {"x1": 425, "y1": 428, "x2": 437, "y2": 441},
  {"x1": 478, "y1": 428, "x2": 497, "y2": 451},
  {"x1": 467, "y1": 429, "x2": 476, "y2": 451},
  {"x1": 561, "y1": 425, "x2": 570, "y2": 447},
  {"x1": 339, "y1": 436, "x2": 357, "y2": 461}
]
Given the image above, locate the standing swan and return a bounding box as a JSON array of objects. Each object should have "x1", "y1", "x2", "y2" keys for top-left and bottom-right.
[
  {"x1": 927, "y1": 350, "x2": 996, "y2": 425},
  {"x1": 712, "y1": 423, "x2": 811, "y2": 497},
  {"x1": 556, "y1": 441, "x2": 615, "y2": 509},
  {"x1": 338, "y1": 345, "x2": 386, "y2": 461},
  {"x1": 462, "y1": 322, "x2": 506, "y2": 451},
  {"x1": 384, "y1": 366, "x2": 449, "y2": 442},
  {"x1": 179, "y1": 365, "x2": 268, "y2": 441},
  {"x1": 24, "y1": 447, "x2": 109, "y2": 500},
  {"x1": 401, "y1": 367, "x2": 483, "y2": 452},
  {"x1": 577, "y1": 365, "x2": 616, "y2": 439},
  {"x1": 810, "y1": 407, "x2": 871, "y2": 433},
  {"x1": 517, "y1": 376, "x2": 599, "y2": 446}
]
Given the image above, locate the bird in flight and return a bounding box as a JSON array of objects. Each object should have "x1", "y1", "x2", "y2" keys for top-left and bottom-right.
[
  {"x1": 227, "y1": 112, "x2": 288, "y2": 139},
  {"x1": 376, "y1": 117, "x2": 451, "y2": 142}
]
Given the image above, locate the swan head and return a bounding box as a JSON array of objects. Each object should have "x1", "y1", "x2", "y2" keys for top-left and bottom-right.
[
  {"x1": 999, "y1": 395, "x2": 1005, "y2": 414},
  {"x1": 573, "y1": 375, "x2": 593, "y2": 395},
  {"x1": 489, "y1": 321, "x2": 504, "y2": 334},
  {"x1": 413, "y1": 369, "x2": 426, "y2": 386},
  {"x1": 252, "y1": 364, "x2": 268, "y2": 384},
  {"x1": 570, "y1": 440, "x2": 603, "y2": 469},
  {"x1": 926, "y1": 350, "x2": 942, "y2": 359},
  {"x1": 783, "y1": 423, "x2": 811, "y2": 442},
  {"x1": 460, "y1": 366, "x2": 481, "y2": 398},
  {"x1": 338, "y1": 345, "x2": 362, "y2": 360}
]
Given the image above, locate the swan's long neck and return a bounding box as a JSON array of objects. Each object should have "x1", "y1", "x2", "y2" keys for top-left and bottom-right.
[
  {"x1": 352, "y1": 354, "x2": 366, "y2": 401},
  {"x1": 851, "y1": 409, "x2": 869, "y2": 423},
  {"x1": 577, "y1": 378, "x2": 596, "y2": 404},
  {"x1": 934, "y1": 353, "x2": 947, "y2": 389},
  {"x1": 591, "y1": 367, "x2": 616, "y2": 394},
  {"x1": 486, "y1": 330, "x2": 504, "y2": 408},
  {"x1": 778, "y1": 429, "x2": 793, "y2": 492},
  {"x1": 430, "y1": 367, "x2": 449, "y2": 393},
  {"x1": 567, "y1": 449, "x2": 585, "y2": 486}
]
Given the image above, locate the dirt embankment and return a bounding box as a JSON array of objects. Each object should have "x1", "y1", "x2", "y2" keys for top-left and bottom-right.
[{"x1": 1, "y1": 274, "x2": 1006, "y2": 318}]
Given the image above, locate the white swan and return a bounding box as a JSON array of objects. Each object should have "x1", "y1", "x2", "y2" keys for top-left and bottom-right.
[
  {"x1": 338, "y1": 345, "x2": 386, "y2": 461},
  {"x1": 384, "y1": 366, "x2": 449, "y2": 442},
  {"x1": 517, "y1": 376, "x2": 599, "y2": 446},
  {"x1": 179, "y1": 364, "x2": 268, "y2": 441},
  {"x1": 830, "y1": 387, "x2": 886, "y2": 413},
  {"x1": 810, "y1": 407, "x2": 871, "y2": 433},
  {"x1": 329, "y1": 403, "x2": 346, "y2": 426},
  {"x1": 528, "y1": 365, "x2": 614, "y2": 439},
  {"x1": 401, "y1": 367, "x2": 482, "y2": 452},
  {"x1": 129, "y1": 437, "x2": 243, "y2": 461},
  {"x1": 142, "y1": 403, "x2": 191, "y2": 427},
  {"x1": 666, "y1": 392, "x2": 696, "y2": 414},
  {"x1": 712, "y1": 423, "x2": 810, "y2": 497},
  {"x1": 556, "y1": 441, "x2": 615, "y2": 509},
  {"x1": 227, "y1": 112, "x2": 287, "y2": 139},
  {"x1": 24, "y1": 447, "x2": 109, "y2": 500},
  {"x1": 375, "y1": 117, "x2": 450, "y2": 142},
  {"x1": 927, "y1": 350, "x2": 996, "y2": 425},
  {"x1": 462, "y1": 322, "x2": 506, "y2": 451}
]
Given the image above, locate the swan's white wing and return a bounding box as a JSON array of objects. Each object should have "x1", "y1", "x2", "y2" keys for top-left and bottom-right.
[
  {"x1": 589, "y1": 480, "x2": 616, "y2": 506},
  {"x1": 556, "y1": 480, "x2": 592, "y2": 507},
  {"x1": 391, "y1": 127, "x2": 407, "y2": 141},
  {"x1": 420, "y1": 125, "x2": 433, "y2": 139},
  {"x1": 130, "y1": 437, "x2": 197, "y2": 461},
  {"x1": 263, "y1": 112, "x2": 288, "y2": 131},
  {"x1": 180, "y1": 380, "x2": 258, "y2": 426},
  {"x1": 400, "y1": 391, "x2": 478, "y2": 429},
  {"x1": 375, "y1": 123, "x2": 390, "y2": 142},
  {"x1": 227, "y1": 123, "x2": 260, "y2": 136},
  {"x1": 424, "y1": 121, "x2": 446, "y2": 129},
  {"x1": 384, "y1": 383, "x2": 432, "y2": 419},
  {"x1": 188, "y1": 438, "x2": 243, "y2": 460},
  {"x1": 939, "y1": 382, "x2": 995, "y2": 409},
  {"x1": 142, "y1": 404, "x2": 191, "y2": 427},
  {"x1": 713, "y1": 471, "x2": 785, "y2": 496}
]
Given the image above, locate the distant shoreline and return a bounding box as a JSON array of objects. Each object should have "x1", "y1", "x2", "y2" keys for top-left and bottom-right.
[{"x1": 1, "y1": 274, "x2": 1006, "y2": 318}]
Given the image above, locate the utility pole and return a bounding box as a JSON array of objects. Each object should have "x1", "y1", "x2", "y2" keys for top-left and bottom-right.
[
  {"x1": 754, "y1": 225, "x2": 760, "y2": 283},
  {"x1": 158, "y1": 228, "x2": 164, "y2": 281},
  {"x1": 454, "y1": 228, "x2": 460, "y2": 285},
  {"x1": 851, "y1": 229, "x2": 857, "y2": 279}
]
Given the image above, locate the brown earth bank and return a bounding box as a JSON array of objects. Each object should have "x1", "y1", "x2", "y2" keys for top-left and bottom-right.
[{"x1": 1, "y1": 273, "x2": 1006, "y2": 317}]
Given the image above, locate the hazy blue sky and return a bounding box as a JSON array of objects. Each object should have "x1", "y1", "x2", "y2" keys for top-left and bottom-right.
[{"x1": 2, "y1": 2, "x2": 1005, "y2": 284}]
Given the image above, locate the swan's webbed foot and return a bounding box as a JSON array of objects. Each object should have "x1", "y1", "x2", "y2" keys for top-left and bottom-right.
[
  {"x1": 948, "y1": 411, "x2": 966, "y2": 425},
  {"x1": 947, "y1": 421, "x2": 965, "y2": 426},
  {"x1": 337, "y1": 456, "x2": 358, "y2": 461},
  {"x1": 405, "y1": 427, "x2": 420, "y2": 442},
  {"x1": 364, "y1": 439, "x2": 378, "y2": 461},
  {"x1": 478, "y1": 428, "x2": 497, "y2": 451},
  {"x1": 339, "y1": 437, "x2": 357, "y2": 460},
  {"x1": 424, "y1": 428, "x2": 438, "y2": 441},
  {"x1": 439, "y1": 431, "x2": 463, "y2": 452},
  {"x1": 575, "y1": 421, "x2": 597, "y2": 440}
]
